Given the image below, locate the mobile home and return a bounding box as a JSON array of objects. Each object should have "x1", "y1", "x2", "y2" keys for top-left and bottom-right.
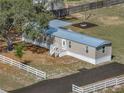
[{"x1": 22, "y1": 20, "x2": 112, "y2": 65}]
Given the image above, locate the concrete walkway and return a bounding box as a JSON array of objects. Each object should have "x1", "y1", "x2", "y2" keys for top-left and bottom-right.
[{"x1": 10, "y1": 63, "x2": 124, "y2": 93}]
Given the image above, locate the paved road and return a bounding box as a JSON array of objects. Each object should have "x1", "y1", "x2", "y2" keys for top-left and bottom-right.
[{"x1": 10, "y1": 63, "x2": 124, "y2": 93}]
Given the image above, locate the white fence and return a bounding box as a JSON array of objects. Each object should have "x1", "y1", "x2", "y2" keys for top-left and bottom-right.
[
  {"x1": 72, "y1": 75, "x2": 124, "y2": 93},
  {"x1": 0, "y1": 55, "x2": 47, "y2": 79}
]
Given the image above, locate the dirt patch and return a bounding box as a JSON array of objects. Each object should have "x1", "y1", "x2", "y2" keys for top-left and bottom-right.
[
  {"x1": 99, "y1": 16, "x2": 124, "y2": 25},
  {"x1": 72, "y1": 22, "x2": 97, "y2": 29},
  {"x1": 0, "y1": 62, "x2": 38, "y2": 91},
  {"x1": 2, "y1": 50, "x2": 80, "y2": 65},
  {"x1": 1, "y1": 43, "x2": 80, "y2": 65}
]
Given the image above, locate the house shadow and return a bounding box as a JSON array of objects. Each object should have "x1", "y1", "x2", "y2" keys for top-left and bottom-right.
[{"x1": 112, "y1": 55, "x2": 116, "y2": 59}]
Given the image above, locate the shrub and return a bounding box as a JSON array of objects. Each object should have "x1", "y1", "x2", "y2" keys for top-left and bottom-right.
[{"x1": 15, "y1": 44, "x2": 24, "y2": 58}]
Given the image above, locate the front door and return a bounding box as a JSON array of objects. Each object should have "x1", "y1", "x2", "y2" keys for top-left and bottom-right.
[{"x1": 62, "y1": 39, "x2": 67, "y2": 49}]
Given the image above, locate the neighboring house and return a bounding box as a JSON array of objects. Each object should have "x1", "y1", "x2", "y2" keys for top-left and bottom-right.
[
  {"x1": 22, "y1": 20, "x2": 112, "y2": 65},
  {"x1": 32, "y1": 0, "x2": 65, "y2": 10}
]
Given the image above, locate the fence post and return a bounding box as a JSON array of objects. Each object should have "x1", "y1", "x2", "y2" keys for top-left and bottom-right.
[
  {"x1": 72, "y1": 84, "x2": 73, "y2": 92},
  {"x1": 45, "y1": 73, "x2": 47, "y2": 80},
  {"x1": 93, "y1": 84, "x2": 96, "y2": 92},
  {"x1": 82, "y1": 88, "x2": 84, "y2": 93},
  {"x1": 105, "y1": 81, "x2": 107, "y2": 89},
  {"x1": 72, "y1": 84, "x2": 74, "y2": 93},
  {"x1": 115, "y1": 77, "x2": 121, "y2": 88},
  {"x1": 116, "y1": 78, "x2": 118, "y2": 86}
]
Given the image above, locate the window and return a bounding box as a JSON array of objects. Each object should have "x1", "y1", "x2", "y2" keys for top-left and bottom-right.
[
  {"x1": 63, "y1": 41, "x2": 65, "y2": 45},
  {"x1": 102, "y1": 46, "x2": 105, "y2": 53},
  {"x1": 86, "y1": 46, "x2": 88, "y2": 53},
  {"x1": 69, "y1": 41, "x2": 71, "y2": 48},
  {"x1": 62, "y1": 39, "x2": 67, "y2": 49}
]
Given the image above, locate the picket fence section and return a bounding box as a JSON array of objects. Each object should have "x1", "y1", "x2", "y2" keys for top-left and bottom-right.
[
  {"x1": 72, "y1": 75, "x2": 124, "y2": 93},
  {"x1": 0, "y1": 55, "x2": 47, "y2": 79}
]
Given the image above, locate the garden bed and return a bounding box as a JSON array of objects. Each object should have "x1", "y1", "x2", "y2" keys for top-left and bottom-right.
[{"x1": 72, "y1": 22, "x2": 97, "y2": 29}]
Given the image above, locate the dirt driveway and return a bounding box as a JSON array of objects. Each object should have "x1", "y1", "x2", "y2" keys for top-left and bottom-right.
[{"x1": 10, "y1": 63, "x2": 124, "y2": 93}]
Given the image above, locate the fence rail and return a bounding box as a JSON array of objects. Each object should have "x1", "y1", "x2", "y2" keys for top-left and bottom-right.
[
  {"x1": 72, "y1": 75, "x2": 124, "y2": 93},
  {"x1": 0, "y1": 55, "x2": 47, "y2": 79},
  {"x1": 52, "y1": 0, "x2": 124, "y2": 17}
]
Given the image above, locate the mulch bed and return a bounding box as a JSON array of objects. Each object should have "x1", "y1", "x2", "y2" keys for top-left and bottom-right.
[
  {"x1": 23, "y1": 43, "x2": 49, "y2": 54},
  {"x1": 72, "y1": 22, "x2": 98, "y2": 29}
]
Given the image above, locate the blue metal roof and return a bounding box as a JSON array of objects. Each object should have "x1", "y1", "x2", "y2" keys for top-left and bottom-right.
[
  {"x1": 25, "y1": 19, "x2": 111, "y2": 48},
  {"x1": 49, "y1": 19, "x2": 72, "y2": 28},
  {"x1": 47, "y1": 27, "x2": 111, "y2": 48}
]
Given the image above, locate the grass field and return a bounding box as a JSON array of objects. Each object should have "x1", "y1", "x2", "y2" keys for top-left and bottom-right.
[
  {"x1": 66, "y1": 4, "x2": 124, "y2": 65},
  {"x1": 64, "y1": 0, "x2": 99, "y2": 7},
  {"x1": 0, "y1": 62, "x2": 38, "y2": 91},
  {"x1": 65, "y1": 0, "x2": 98, "y2": 4}
]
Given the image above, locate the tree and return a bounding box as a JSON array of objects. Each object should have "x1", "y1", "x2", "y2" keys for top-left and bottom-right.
[
  {"x1": 0, "y1": 1, "x2": 14, "y2": 50},
  {"x1": 0, "y1": 0, "x2": 54, "y2": 51},
  {"x1": 0, "y1": 0, "x2": 30, "y2": 51},
  {"x1": 23, "y1": 2, "x2": 54, "y2": 42}
]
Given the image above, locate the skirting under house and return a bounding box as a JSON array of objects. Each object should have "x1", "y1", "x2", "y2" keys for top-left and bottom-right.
[{"x1": 59, "y1": 51, "x2": 111, "y2": 65}]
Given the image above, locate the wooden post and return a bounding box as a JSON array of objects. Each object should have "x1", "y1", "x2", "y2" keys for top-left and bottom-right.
[
  {"x1": 93, "y1": 84, "x2": 96, "y2": 92},
  {"x1": 105, "y1": 81, "x2": 107, "y2": 89},
  {"x1": 116, "y1": 78, "x2": 118, "y2": 86},
  {"x1": 82, "y1": 88, "x2": 84, "y2": 93}
]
